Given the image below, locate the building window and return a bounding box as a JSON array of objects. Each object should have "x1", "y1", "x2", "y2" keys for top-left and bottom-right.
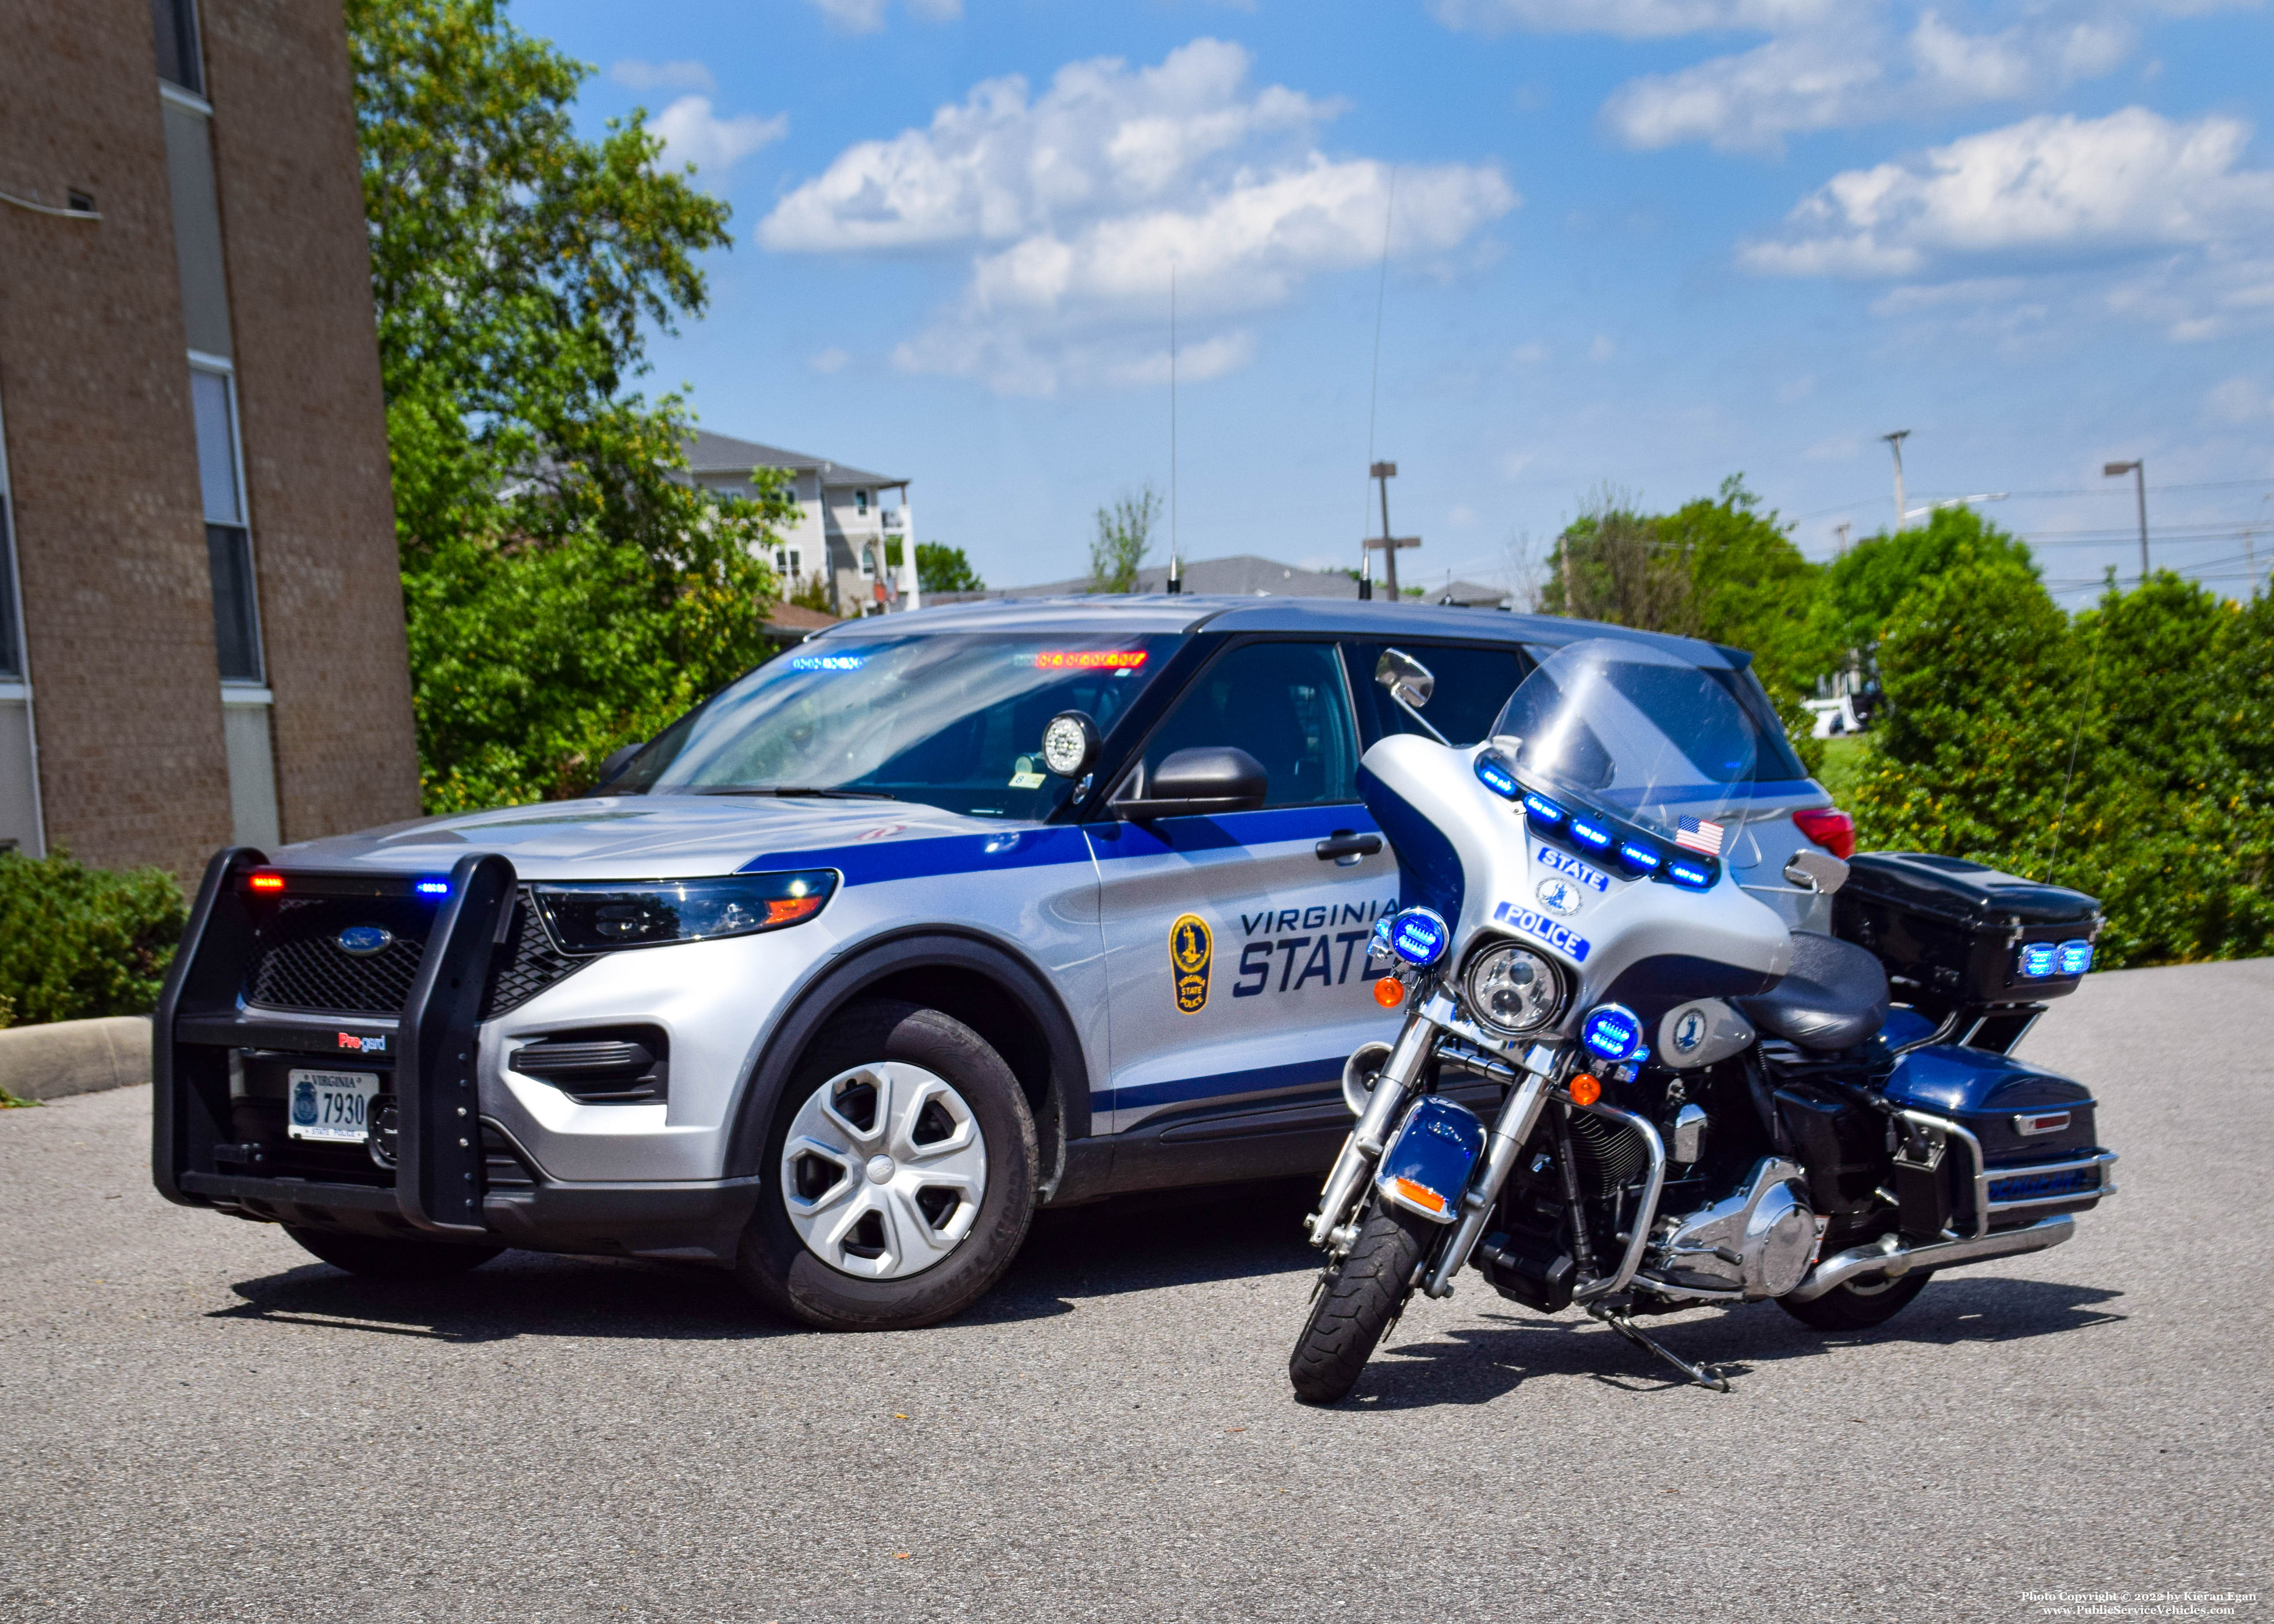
[
  {"x1": 855, "y1": 489, "x2": 869, "y2": 515},
  {"x1": 191, "y1": 366, "x2": 262, "y2": 684},
  {"x1": 150, "y1": 0, "x2": 203, "y2": 94}
]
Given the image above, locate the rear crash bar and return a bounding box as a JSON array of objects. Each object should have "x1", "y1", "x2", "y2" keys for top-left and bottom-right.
[{"x1": 153, "y1": 848, "x2": 519, "y2": 1238}]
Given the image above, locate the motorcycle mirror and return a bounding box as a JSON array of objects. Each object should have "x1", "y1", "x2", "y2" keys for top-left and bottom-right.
[
  {"x1": 1784, "y1": 849, "x2": 1850, "y2": 895},
  {"x1": 1374, "y1": 647, "x2": 1436, "y2": 709}
]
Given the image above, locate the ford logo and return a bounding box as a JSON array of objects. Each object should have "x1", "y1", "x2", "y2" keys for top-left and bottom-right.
[{"x1": 336, "y1": 924, "x2": 394, "y2": 957}]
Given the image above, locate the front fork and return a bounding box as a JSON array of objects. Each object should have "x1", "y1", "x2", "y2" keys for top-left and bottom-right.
[{"x1": 1304, "y1": 993, "x2": 1568, "y2": 1299}]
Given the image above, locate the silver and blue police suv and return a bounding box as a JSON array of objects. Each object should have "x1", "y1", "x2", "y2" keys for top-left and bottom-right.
[
  {"x1": 157, "y1": 597, "x2": 1862, "y2": 1331},
  {"x1": 1286, "y1": 636, "x2": 2116, "y2": 1401}
]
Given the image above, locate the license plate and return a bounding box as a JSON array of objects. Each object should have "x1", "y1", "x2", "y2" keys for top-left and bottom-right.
[{"x1": 287, "y1": 1070, "x2": 380, "y2": 1143}]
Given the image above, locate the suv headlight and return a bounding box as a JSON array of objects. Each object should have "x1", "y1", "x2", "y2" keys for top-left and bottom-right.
[
  {"x1": 531, "y1": 870, "x2": 837, "y2": 954},
  {"x1": 1461, "y1": 939, "x2": 1565, "y2": 1037}
]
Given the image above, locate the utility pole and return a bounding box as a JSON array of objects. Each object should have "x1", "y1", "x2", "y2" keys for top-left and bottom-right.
[
  {"x1": 1881, "y1": 430, "x2": 1910, "y2": 531},
  {"x1": 1364, "y1": 461, "x2": 1420, "y2": 598},
  {"x1": 2103, "y1": 459, "x2": 2146, "y2": 582},
  {"x1": 1834, "y1": 521, "x2": 1851, "y2": 555}
]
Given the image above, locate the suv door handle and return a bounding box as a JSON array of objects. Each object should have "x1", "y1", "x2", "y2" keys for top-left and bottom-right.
[{"x1": 1315, "y1": 831, "x2": 1383, "y2": 863}]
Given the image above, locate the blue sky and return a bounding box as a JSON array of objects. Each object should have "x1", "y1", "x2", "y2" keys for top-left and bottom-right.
[{"x1": 518, "y1": 0, "x2": 2274, "y2": 605}]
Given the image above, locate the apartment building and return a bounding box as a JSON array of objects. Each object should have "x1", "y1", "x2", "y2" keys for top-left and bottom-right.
[
  {"x1": 683, "y1": 431, "x2": 921, "y2": 617},
  {"x1": 0, "y1": 0, "x2": 417, "y2": 876}
]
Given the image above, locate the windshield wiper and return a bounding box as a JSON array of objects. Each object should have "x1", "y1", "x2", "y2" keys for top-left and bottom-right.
[{"x1": 693, "y1": 786, "x2": 900, "y2": 800}]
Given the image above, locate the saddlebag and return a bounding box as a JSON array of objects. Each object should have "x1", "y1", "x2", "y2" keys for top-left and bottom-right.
[{"x1": 1880, "y1": 1043, "x2": 2115, "y2": 1236}]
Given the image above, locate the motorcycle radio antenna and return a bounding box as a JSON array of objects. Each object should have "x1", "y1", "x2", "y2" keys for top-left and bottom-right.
[
  {"x1": 1167, "y1": 262, "x2": 1181, "y2": 594},
  {"x1": 1360, "y1": 169, "x2": 1396, "y2": 602}
]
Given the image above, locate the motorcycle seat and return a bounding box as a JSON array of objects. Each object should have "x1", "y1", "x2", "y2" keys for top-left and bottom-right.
[{"x1": 1735, "y1": 931, "x2": 1889, "y2": 1051}]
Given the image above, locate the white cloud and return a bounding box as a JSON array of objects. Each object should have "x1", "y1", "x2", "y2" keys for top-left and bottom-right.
[
  {"x1": 610, "y1": 59, "x2": 716, "y2": 95},
  {"x1": 1588, "y1": 332, "x2": 1616, "y2": 360},
  {"x1": 807, "y1": 0, "x2": 887, "y2": 31},
  {"x1": 763, "y1": 40, "x2": 1516, "y2": 394},
  {"x1": 1908, "y1": 9, "x2": 2132, "y2": 101},
  {"x1": 1429, "y1": 0, "x2": 1834, "y2": 39},
  {"x1": 908, "y1": 0, "x2": 963, "y2": 17},
  {"x1": 650, "y1": 96, "x2": 788, "y2": 177},
  {"x1": 2204, "y1": 376, "x2": 2269, "y2": 420},
  {"x1": 809, "y1": 347, "x2": 853, "y2": 374},
  {"x1": 1743, "y1": 108, "x2": 2274, "y2": 277},
  {"x1": 1603, "y1": 34, "x2": 1884, "y2": 152},
  {"x1": 1511, "y1": 340, "x2": 1549, "y2": 363}
]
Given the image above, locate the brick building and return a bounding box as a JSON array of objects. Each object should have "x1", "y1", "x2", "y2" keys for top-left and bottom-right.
[{"x1": 0, "y1": 0, "x2": 417, "y2": 879}]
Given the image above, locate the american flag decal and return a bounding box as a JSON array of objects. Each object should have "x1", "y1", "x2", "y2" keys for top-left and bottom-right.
[{"x1": 1675, "y1": 816, "x2": 1724, "y2": 856}]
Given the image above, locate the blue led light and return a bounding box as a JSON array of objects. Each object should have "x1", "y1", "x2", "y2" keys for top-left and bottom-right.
[
  {"x1": 1522, "y1": 792, "x2": 1565, "y2": 828},
  {"x1": 415, "y1": 880, "x2": 450, "y2": 897},
  {"x1": 2056, "y1": 939, "x2": 2093, "y2": 976},
  {"x1": 1666, "y1": 858, "x2": 1712, "y2": 889},
  {"x1": 1568, "y1": 817, "x2": 1613, "y2": 852},
  {"x1": 2018, "y1": 942, "x2": 2058, "y2": 978},
  {"x1": 1474, "y1": 754, "x2": 1520, "y2": 799},
  {"x1": 1580, "y1": 1003, "x2": 1645, "y2": 1063},
  {"x1": 1617, "y1": 841, "x2": 1663, "y2": 873},
  {"x1": 1387, "y1": 906, "x2": 1450, "y2": 968}
]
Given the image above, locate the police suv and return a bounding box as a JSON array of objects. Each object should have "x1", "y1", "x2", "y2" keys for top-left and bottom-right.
[{"x1": 154, "y1": 597, "x2": 1844, "y2": 1329}]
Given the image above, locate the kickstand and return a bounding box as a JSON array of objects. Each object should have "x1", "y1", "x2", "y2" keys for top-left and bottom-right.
[{"x1": 1588, "y1": 1304, "x2": 1732, "y2": 1393}]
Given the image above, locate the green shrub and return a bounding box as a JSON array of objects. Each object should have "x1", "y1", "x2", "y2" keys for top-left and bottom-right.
[
  {"x1": 1851, "y1": 567, "x2": 2274, "y2": 968},
  {"x1": 0, "y1": 852, "x2": 187, "y2": 1024}
]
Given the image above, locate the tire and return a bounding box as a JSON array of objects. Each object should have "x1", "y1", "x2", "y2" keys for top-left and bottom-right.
[
  {"x1": 284, "y1": 1225, "x2": 503, "y2": 1280},
  {"x1": 1288, "y1": 1202, "x2": 1435, "y2": 1405},
  {"x1": 735, "y1": 999, "x2": 1038, "y2": 1332},
  {"x1": 1778, "y1": 1269, "x2": 1929, "y2": 1331}
]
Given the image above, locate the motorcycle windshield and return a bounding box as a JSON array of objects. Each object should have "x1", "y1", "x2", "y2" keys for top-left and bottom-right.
[{"x1": 1488, "y1": 638, "x2": 1759, "y2": 841}]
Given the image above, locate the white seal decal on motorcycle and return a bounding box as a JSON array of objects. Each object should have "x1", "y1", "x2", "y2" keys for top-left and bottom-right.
[
  {"x1": 1535, "y1": 844, "x2": 1610, "y2": 893},
  {"x1": 1671, "y1": 1008, "x2": 1706, "y2": 1054},
  {"x1": 1491, "y1": 901, "x2": 1592, "y2": 962},
  {"x1": 1534, "y1": 877, "x2": 1582, "y2": 917}
]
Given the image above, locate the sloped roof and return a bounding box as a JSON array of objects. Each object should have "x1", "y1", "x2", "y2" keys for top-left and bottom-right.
[
  {"x1": 998, "y1": 554, "x2": 1363, "y2": 600},
  {"x1": 684, "y1": 429, "x2": 903, "y2": 490}
]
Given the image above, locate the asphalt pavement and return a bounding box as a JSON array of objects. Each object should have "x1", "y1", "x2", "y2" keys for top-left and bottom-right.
[{"x1": 1, "y1": 960, "x2": 2267, "y2": 1623}]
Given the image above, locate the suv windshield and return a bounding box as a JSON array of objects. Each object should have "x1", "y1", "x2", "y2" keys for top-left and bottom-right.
[
  {"x1": 611, "y1": 633, "x2": 1178, "y2": 819},
  {"x1": 1489, "y1": 637, "x2": 1759, "y2": 840}
]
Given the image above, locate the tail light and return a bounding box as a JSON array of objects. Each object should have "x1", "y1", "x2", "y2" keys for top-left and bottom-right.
[{"x1": 1792, "y1": 806, "x2": 1855, "y2": 860}]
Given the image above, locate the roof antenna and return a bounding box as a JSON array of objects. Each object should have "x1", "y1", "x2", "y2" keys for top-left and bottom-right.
[
  {"x1": 1359, "y1": 168, "x2": 1396, "y2": 602},
  {"x1": 1167, "y1": 261, "x2": 1181, "y2": 595}
]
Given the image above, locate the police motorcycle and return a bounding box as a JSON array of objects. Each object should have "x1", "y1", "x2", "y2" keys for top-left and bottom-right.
[{"x1": 1288, "y1": 637, "x2": 2115, "y2": 1404}]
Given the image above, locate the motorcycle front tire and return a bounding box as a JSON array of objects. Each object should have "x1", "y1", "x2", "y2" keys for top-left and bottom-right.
[{"x1": 1289, "y1": 1202, "x2": 1434, "y2": 1405}]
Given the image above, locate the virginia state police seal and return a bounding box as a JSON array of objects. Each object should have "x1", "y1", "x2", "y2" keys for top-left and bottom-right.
[
  {"x1": 1535, "y1": 877, "x2": 1583, "y2": 917},
  {"x1": 1170, "y1": 914, "x2": 1212, "y2": 1013}
]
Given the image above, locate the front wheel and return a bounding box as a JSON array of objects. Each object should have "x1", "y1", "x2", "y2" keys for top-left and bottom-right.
[
  {"x1": 1778, "y1": 1269, "x2": 1929, "y2": 1331},
  {"x1": 1289, "y1": 1202, "x2": 1435, "y2": 1405}
]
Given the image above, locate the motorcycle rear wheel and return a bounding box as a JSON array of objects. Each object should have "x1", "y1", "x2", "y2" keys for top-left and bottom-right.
[
  {"x1": 1289, "y1": 1203, "x2": 1434, "y2": 1405},
  {"x1": 1777, "y1": 1270, "x2": 1928, "y2": 1331}
]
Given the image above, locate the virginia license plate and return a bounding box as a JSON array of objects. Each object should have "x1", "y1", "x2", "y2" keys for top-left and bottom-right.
[{"x1": 286, "y1": 1069, "x2": 380, "y2": 1143}]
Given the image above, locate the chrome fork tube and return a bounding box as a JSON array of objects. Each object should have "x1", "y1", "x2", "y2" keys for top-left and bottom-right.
[
  {"x1": 1421, "y1": 1049, "x2": 1563, "y2": 1298},
  {"x1": 1304, "y1": 993, "x2": 1448, "y2": 1249}
]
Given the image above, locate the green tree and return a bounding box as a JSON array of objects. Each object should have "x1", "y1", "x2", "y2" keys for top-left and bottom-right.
[
  {"x1": 1089, "y1": 486, "x2": 1159, "y2": 594},
  {"x1": 1827, "y1": 507, "x2": 2038, "y2": 681},
  {"x1": 349, "y1": 0, "x2": 788, "y2": 811},
  {"x1": 917, "y1": 543, "x2": 985, "y2": 594}
]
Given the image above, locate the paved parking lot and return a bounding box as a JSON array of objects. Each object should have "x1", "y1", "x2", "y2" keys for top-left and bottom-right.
[{"x1": 2, "y1": 960, "x2": 2268, "y2": 1623}]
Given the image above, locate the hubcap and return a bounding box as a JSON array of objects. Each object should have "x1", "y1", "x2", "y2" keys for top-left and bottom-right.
[{"x1": 780, "y1": 1061, "x2": 987, "y2": 1280}]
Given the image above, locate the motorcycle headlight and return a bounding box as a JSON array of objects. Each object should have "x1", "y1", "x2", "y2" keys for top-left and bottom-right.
[
  {"x1": 1461, "y1": 940, "x2": 1565, "y2": 1037},
  {"x1": 531, "y1": 870, "x2": 837, "y2": 954}
]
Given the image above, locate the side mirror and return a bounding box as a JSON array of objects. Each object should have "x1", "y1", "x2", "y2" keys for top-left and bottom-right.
[
  {"x1": 1040, "y1": 711, "x2": 1099, "y2": 779},
  {"x1": 597, "y1": 741, "x2": 645, "y2": 784},
  {"x1": 1116, "y1": 747, "x2": 1267, "y2": 819},
  {"x1": 1375, "y1": 647, "x2": 1435, "y2": 710},
  {"x1": 1784, "y1": 849, "x2": 1850, "y2": 895}
]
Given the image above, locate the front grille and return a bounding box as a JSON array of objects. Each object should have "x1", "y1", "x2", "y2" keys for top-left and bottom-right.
[
  {"x1": 247, "y1": 897, "x2": 432, "y2": 1016},
  {"x1": 479, "y1": 895, "x2": 586, "y2": 1018}
]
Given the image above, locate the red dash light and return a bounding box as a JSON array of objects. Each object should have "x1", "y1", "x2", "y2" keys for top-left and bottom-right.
[
  {"x1": 1035, "y1": 650, "x2": 1147, "y2": 670},
  {"x1": 1792, "y1": 806, "x2": 1855, "y2": 861},
  {"x1": 248, "y1": 870, "x2": 285, "y2": 893}
]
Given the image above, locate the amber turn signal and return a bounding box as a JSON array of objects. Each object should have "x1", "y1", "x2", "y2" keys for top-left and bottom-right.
[
  {"x1": 1373, "y1": 977, "x2": 1405, "y2": 1009},
  {"x1": 1568, "y1": 1073, "x2": 1602, "y2": 1107}
]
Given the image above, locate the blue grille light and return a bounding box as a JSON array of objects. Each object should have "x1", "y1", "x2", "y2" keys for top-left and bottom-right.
[
  {"x1": 2018, "y1": 942, "x2": 2058, "y2": 978},
  {"x1": 2056, "y1": 939, "x2": 2094, "y2": 976},
  {"x1": 1580, "y1": 1003, "x2": 1645, "y2": 1064},
  {"x1": 1474, "y1": 754, "x2": 1520, "y2": 800},
  {"x1": 1568, "y1": 817, "x2": 1613, "y2": 852},
  {"x1": 1666, "y1": 858, "x2": 1712, "y2": 889},
  {"x1": 1521, "y1": 792, "x2": 1565, "y2": 828},
  {"x1": 1617, "y1": 841, "x2": 1663, "y2": 873},
  {"x1": 1387, "y1": 907, "x2": 1450, "y2": 969},
  {"x1": 415, "y1": 880, "x2": 451, "y2": 897}
]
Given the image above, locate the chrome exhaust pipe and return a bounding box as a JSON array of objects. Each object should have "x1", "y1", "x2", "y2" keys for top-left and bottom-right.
[{"x1": 1785, "y1": 1214, "x2": 2076, "y2": 1302}]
